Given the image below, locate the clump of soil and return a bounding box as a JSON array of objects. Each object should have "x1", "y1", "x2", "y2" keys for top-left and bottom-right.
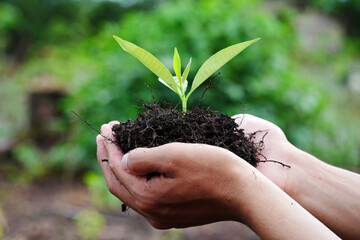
[{"x1": 112, "y1": 102, "x2": 262, "y2": 167}]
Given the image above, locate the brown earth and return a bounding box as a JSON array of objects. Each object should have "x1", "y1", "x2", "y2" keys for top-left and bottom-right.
[
  {"x1": 112, "y1": 103, "x2": 262, "y2": 167},
  {"x1": 0, "y1": 179, "x2": 260, "y2": 240}
]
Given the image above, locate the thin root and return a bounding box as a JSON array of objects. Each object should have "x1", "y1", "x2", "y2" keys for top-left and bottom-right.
[{"x1": 71, "y1": 110, "x2": 115, "y2": 143}]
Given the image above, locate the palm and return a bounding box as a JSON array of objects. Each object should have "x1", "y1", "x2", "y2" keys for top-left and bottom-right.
[{"x1": 233, "y1": 114, "x2": 294, "y2": 191}]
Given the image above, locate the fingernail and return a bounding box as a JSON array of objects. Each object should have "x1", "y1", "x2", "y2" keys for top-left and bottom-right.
[{"x1": 122, "y1": 153, "x2": 129, "y2": 170}]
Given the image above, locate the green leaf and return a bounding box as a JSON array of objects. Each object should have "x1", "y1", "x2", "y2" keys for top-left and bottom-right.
[
  {"x1": 158, "y1": 76, "x2": 178, "y2": 94},
  {"x1": 173, "y1": 47, "x2": 182, "y2": 87},
  {"x1": 181, "y1": 57, "x2": 192, "y2": 87},
  {"x1": 113, "y1": 35, "x2": 179, "y2": 94},
  {"x1": 187, "y1": 38, "x2": 260, "y2": 98},
  {"x1": 158, "y1": 76, "x2": 188, "y2": 95}
]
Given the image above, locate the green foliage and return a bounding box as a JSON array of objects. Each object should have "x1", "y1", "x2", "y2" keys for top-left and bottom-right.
[
  {"x1": 11, "y1": 141, "x2": 81, "y2": 183},
  {"x1": 0, "y1": 2, "x2": 21, "y2": 53},
  {"x1": 84, "y1": 171, "x2": 122, "y2": 209},
  {"x1": 114, "y1": 35, "x2": 180, "y2": 94},
  {"x1": 188, "y1": 38, "x2": 260, "y2": 99},
  {"x1": 162, "y1": 229, "x2": 184, "y2": 240},
  {"x1": 13, "y1": 142, "x2": 46, "y2": 182},
  {"x1": 173, "y1": 48, "x2": 182, "y2": 86},
  {"x1": 1, "y1": 0, "x2": 359, "y2": 178},
  {"x1": 75, "y1": 208, "x2": 105, "y2": 240},
  {"x1": 114, "y1": 35, "x2": 259, "y2": 111},
  {"x1": 0, "y1": 0, "x2": 164, "y2": 59}
]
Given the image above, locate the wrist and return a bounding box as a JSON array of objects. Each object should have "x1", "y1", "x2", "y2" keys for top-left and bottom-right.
[
  {"x1": 228, "y1": 160, "x2": 340, "y2": 239},
  {"x1": 205, "y1": 147, "x2": 261, "y2": 223},
  {"x1": 283, "y1": 147, "x2": 360, "y2": 239},
  {"x1": 283, "y1": 146, "x2": 322, "y2": 200},
  {"x1": 219, "y1": 153, "x2": 276, "y2": 224}
]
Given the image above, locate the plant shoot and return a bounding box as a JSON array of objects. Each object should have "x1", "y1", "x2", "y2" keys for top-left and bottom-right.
[{"x1": 113, "y1": 35, "x2": 260, "y2": 112}]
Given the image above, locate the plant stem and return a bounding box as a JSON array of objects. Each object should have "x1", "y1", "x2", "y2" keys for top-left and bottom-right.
[{"x1": 182, "y1": 99, "x2": 187, "y2": 112}]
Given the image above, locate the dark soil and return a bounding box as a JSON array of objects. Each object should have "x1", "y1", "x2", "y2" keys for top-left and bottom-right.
[{"x1": 112, "y1": 102, "x2": 262, "y2": 167}]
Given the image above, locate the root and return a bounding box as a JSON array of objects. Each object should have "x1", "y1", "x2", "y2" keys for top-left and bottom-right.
[
  {"x1": 197, "y1": 72, "x2": 220, "y2": 107},
  {"x1": 250, "y1": 130, "x2": 291, "y2": 168},
  {"x1": 144, "y1": 82, "x2": 156, "y2": 103},
  {"x1": 71, "y1": 110, "x2": 115, "y2": 143},
  {"x1": 258, "y1": 159, "x2": 291, "y2": 168}
]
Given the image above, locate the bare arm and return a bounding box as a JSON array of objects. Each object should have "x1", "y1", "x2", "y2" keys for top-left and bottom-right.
[
  {"x1": 96, "y1": 123, "x2": 339, "y2": 239},
  {"x1": 229, "y1": 158, "x2": 339, "y2": 240},
  {"x1": 236, "y1": 114, "x2": 360, "y2": 239},
  {"x1": 286, "y1": 149, "x2": 360, "y2": 240}
]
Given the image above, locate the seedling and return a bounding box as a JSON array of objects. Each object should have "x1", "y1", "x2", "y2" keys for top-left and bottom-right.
[{"x1": 113, "y1": 35, "x2": 259, "y2": 112}]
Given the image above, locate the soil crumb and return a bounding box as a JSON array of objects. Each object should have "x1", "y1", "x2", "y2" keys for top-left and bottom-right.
[{"x1": 112, "y1": 103, "x2": 261, "y2": 167}]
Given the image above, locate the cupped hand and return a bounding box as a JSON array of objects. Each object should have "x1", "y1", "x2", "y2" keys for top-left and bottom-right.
[
  {"x1": 97, "y1": 123, "x2": 257, "y2": 229},
  {"x1": 96, "y1": 120, "x2": 341, "y2": 240},
  {"x1": 233, "y1": 114, "x2": 297, "y2": 193}
]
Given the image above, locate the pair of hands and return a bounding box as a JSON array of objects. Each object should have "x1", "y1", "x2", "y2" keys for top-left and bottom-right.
[{"x1": 96, "y1": 114, "x2": 296, "y2": 229}]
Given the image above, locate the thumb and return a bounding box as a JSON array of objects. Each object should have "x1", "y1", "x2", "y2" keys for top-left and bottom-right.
[{"x1": 124, "y1": 144, "x2": 177, "y2": 176}]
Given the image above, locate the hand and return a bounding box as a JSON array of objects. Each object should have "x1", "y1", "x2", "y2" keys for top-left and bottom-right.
[
  {"x1": 233, "y1": 114, "x2": 298, "y2": 193},
  {"x1": 96, "y1": 121, "x2": 339, "y2": 239},
  {"x1": 97, "y1": 122, "x2": 256, "y2": 228},
  {"x1": 234, "y1": 114, "x2": 360, "y2": 239}
]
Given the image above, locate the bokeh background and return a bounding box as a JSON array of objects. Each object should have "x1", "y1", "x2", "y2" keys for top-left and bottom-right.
[{"x1": 0, "y1": 0, "x2": 359, "y2": 239}]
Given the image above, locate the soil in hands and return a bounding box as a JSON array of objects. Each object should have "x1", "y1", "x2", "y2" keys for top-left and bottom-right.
[{"x1": 112, "y1": 102, "x2": 262, "y2": 167}]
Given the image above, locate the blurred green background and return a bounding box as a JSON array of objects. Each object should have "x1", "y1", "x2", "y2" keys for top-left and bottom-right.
[{"x1": 0, "y1": 0, "x2": 359, "y2": 239}]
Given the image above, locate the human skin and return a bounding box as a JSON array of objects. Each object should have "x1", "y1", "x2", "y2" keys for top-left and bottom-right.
[
  {"x1": 97, "y1": 121, "x2": 340, "y2": 239},
  {"x1": 235, "y1": 114, "x2": 360, "y2": 240}
]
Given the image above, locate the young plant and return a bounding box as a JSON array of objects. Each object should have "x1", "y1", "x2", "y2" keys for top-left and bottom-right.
[{"x1": 113, "y1": 35, "x2": 260, "y2": 112}]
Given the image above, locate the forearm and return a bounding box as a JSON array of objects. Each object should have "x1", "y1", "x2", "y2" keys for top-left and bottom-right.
[
  {"x1": 229, "y1": 165, "x2": 339, "y2": 239},
  {"x1": 286, "y1": 148, "x2": 360, "y2": 239}
]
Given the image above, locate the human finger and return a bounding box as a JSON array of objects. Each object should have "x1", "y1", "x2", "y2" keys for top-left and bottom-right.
[
  {"x1": 96, "y1": 134, "x2": 136, "y2": 209},
  {"x1": 123, "y1": 143, "x2": 182, "y2": 176},
  {"x1": 96, "y1": 134, "x2": 113, "y2": 184},
  {"x1": 233, "y1": 114, "x2": 286, "y2": 139},
  {"x1": 97, "y1": 134, "x2": 122, "y2": 185},
  {"x1": 100, "y1": 123, "x2": 124, "y2": 164},
  {"x1": 108, "y1": 121, "x2": 120, "y2": 127},
  {"x1": 100, "y1": 124, "x2": 137, "y2": 185}
]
